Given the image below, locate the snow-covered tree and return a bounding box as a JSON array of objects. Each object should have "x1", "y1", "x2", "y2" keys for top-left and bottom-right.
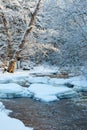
[
  {"x1": 0, "y1": 0, "x2": 42, "y2": 72},
  {"x1": 0, "y1": 0, "x2": 87, "y2": 72}
]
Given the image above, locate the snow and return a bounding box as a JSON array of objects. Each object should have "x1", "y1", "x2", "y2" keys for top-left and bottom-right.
[
  {"x1": 28, "y1": 65, "x2": 58, "y2": 74},
  {"x1": 0, "y1": 83, "x2": 32, "y2": 98},
  {"x1": 27, "y1": 76, "x2": 50, "y2": 84},
  {"x1": 69, "y1": 76, "x2": 87, "y2": 92},
  {"x1": 28, "y1": 83, "x2": 76, "y2": 102},
  {"x1": 0, "y1": 112, "x2": 33, "y2": 130},
  {"x1": 0, "y1": 67, "x2": 87, "y2": 101},
  {"x1": 18, "y1": 0, "x2": 23, "y2": 2},
  {"x1": 0, "y1": 102, "x2": 11, "y2": 114},
  {"x1": 48, "y1": 78, "x2": 68, "y2": 85},
  {"x1": 0, "y1": 102, "x2": 33, "y2": 130},
  {"x1": 0, "y1": 66, "x2": 87, "y2": 129}
]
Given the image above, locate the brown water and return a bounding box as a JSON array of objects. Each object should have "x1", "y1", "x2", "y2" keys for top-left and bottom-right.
[{"x1": 2, "y1": 94, "x2": 87, "y2": 130}]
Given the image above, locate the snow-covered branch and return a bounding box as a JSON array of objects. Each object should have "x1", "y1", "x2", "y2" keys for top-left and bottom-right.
[
  {"x1": 0, "y1": 7, "x2": 13, "y2": 58},
  {"x1": 13, "y1": 0, "x2": 42, "y2": 59}
]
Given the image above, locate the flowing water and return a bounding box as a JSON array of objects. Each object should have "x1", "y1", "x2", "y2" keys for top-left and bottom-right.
[{"x1": 2, "y1": 93, "x2": 87, "y2": 130}]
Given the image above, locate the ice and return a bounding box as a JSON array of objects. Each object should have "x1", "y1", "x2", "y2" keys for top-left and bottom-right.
[
  {"x1": 0, "y1": 83, "x2": 32, "y2": 98},
  {"x1": 27, "y1": 76, "x2": 50, "y2": 84},
  {"x1": 0, "y1": 70, "x2": 87, "y2": 101},
  {"x1": 0, "y1": 71, "x2": 29, "y2": 84},
  {"x1": 0, "y1": 68, "x2": 87, "y2": 130},
  {"x1": 28, "y1": 83, "x2": 76, "y2": 102},
  {"x1": 73, "y1": 80, "x2": 87, "y2": 92},
  {"x1": 66, "y1": 76, "x2": 87, "y2": 92},
  {"x1": 48, "y1": 78, "x2": 68, "y2": 85}
]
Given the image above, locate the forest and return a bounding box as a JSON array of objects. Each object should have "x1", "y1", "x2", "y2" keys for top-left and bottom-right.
[{"x1": 0, "y1": 0, "x2": 87, "y2": 130}]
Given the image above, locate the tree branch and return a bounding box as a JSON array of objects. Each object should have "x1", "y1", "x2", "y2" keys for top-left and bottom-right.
[
  {"x1": 14, "y1": 0, "x2": 41, "y2": 59},
  {"x1": 0, "y1": 7, "x2": 13, "y2": 58}
]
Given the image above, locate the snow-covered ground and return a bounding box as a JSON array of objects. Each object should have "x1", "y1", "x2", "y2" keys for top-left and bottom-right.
[
  {"x1": 0, "y1": 102, "x2": 33, "y2": 130},
  {"x1": 0, "y1": 65, "x2": 87, "y2": 129}
]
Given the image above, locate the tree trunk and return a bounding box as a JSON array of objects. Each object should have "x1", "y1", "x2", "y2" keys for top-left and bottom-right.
[
  {"x1": 14, "y1": 0, "x2": 42, "y2": 59},
  {"x1": 7, "y1": 60, "x2": 16, "y2": 73},
  {"x1": 0, "y1": 7, "x2": 13, "y2": 59}
]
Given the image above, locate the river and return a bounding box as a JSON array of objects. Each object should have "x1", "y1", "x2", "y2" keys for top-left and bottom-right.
[{"x1": 2, "y1": 92, "x2": 87, "y2": 130}]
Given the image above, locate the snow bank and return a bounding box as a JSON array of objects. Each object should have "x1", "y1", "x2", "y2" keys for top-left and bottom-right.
[
  {"x1": 0, "y1": 102, "x2": 11, "y2": 114},
  {"x1": 29, "y1": 65, "x2": 58, "y2": 74},
  {"x1": 0, "y1": 113, "x2": 33, "y2": 130},
  {"x1": 0, "y1": 102, "x2": 33, "y2": 130}
]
